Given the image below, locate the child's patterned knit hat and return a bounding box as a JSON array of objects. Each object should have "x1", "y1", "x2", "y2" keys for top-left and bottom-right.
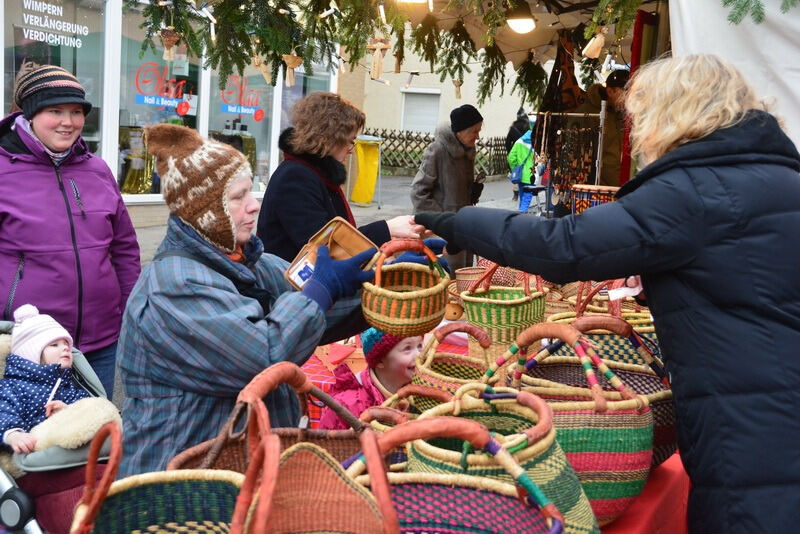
[
  {"x1": 14, "y1": 65, "x2": 92, "y2": 119},
  {"x1": 144, "y1": 123, "x2": 252, "y2": 253},
  {"x1": 11, "y1": 304, "x2": 73, "y2": 364},
  {"x1": 361, "y1": 328, "x2": 403, "y2": 368}
]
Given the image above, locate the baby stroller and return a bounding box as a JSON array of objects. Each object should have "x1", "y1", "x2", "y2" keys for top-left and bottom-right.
[{"x1": 0, "y1": 321, "x2": 111, "y2": 534}]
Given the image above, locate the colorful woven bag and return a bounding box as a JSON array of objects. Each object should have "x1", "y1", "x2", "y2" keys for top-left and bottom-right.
[
  {"x1": 411, "y1": 383, "x2": 599, "y2": 534},
  {"x1": 526, "y1": 316, "x2": 675, "y2": 467},
  {"x1": 168, "y1": 362, "x2": 367, "y2": 472},
  {"x1": 411, "y1": 322, "x2": 492, "y2": 411},
  {"x1": 461, "y1": 262, "x2": 546, "y2": 364},
  {"x1": 361, "y1": 239, "x2": 451, "y2": 337},
  {"x1": 70, "y1": 422, "x2": 246, "y2": 534},
  {"x1": 346, "y1": 417, "x2": 566, "y2": 534},
  {"x1": 484, "y1": 323, "x2": 654, "y2": 526}
]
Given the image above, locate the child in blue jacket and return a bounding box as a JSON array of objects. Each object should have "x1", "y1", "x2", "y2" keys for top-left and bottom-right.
[{"x1": 0, "y1": 304, "x2": 90, "y2": 453}]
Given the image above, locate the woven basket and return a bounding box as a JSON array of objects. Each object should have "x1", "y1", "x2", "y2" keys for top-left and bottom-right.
[
  {"x1": 361, "y1": 384, "x2": 453, "y2": 434},
  {"x1": 70, "y1": 423, "x2": 245, "y2": 534},
  {"x1": 168, "y1": 363, "x2": 366, "y2": 473},
  {"x1": 346, "y1": 417, "x2": 566, "y2": 534},
  {"x1": 564, "y1": 280, "x2": 648, "y2": 315},
  {"x1": 412, "y1": 384, "x2": 599, "y2": 534},
  {"x1": 526, "y1": 316, "x2": 675, "y2": 467},
  {"x1": 411, "y1": 322, "x2": 492, "y2": 411},
  {"x1": 462, "y1": 262, "x2": 546, "y2": 364},
  {"x1": 485, "y1": 323, "x2": 654, "y2": 526},
  {"x1": 361, "y1": 239, "x2": 450, "y2": 337}
]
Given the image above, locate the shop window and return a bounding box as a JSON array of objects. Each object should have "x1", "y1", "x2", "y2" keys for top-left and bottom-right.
[
  {"x1": 116, "y1": 8, "x2": 200, "y2": 194},
  {"x1": 279, "y1": 68, "x2": 333, "y2": 132},
  {"x1": 209, "y1": 68, "x2": 274, "y2": 192},
  {"x1": 3, "y1": 0, "x2": 105, "y2": 153}
]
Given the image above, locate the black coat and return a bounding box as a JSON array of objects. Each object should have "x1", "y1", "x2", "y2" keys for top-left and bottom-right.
[
  {"x1": 451, "y1": 111, "x2": 800, "y2": 533},
  {"x1": 257, "y1": 129, "x2": 390, "y2": 262}
]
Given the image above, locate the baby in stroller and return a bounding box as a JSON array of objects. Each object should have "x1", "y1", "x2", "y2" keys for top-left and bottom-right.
[{"x1": 0, "y1": 305, "x2": 119, "y2": 533}]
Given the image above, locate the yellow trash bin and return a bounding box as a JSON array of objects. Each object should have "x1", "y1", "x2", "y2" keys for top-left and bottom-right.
[{"x1": 349, "y1": 135, "x2": 382, "y2": 205}]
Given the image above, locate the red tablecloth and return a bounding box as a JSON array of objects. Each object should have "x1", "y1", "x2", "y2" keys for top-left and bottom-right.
[{"x1": 602, "y1": 453, "x2": 689, "y2": 534}]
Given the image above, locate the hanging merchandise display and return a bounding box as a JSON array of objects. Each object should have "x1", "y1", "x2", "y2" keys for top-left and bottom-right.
[
  {"x1": 366, "y1": 37, "x2": 391, "y2": 79},
  {"x1": 282, "y1": 52, "x2": 304, "y2": 86}
]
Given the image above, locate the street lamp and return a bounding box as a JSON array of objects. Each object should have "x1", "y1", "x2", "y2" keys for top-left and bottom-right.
[{"x1": 506, "y1": 1, "x2": 536, "y2": 34}]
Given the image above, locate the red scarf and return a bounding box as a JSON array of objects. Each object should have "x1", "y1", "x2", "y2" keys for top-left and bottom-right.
[{"x1": 283, "y1": 153, "x2": 355, "y2": 225}]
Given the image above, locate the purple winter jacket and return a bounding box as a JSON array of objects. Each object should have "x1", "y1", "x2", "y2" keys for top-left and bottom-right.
[{"x1": 0, "y1": 112, "x2": 141, "y2": 352}]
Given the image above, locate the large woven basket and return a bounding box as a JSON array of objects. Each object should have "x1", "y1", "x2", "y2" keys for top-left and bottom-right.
[
  {"x1": 461, "y1": 263, "x2": 546, "y2": 364},
  {"x1": 526, "y1": 316, "x2": 675, "y2": 467},
  {"x1": 361, "y1": 239, "x2": 450, "y2": 337},
  {"x1": 485, "y1": 323, "x2": 654, "y2": 527},
  {"x1": 168, "y1": 363, "x2": 366, "y2": 472},
  {"x1": 70, "y1": 423, "x2": 245, "y2": 534},
  {"x1": 565, "y1": 280, "x2": 649, "y2": 315},
  {"x1": 412, "y1": 383, "x2": 599, "y2": 534},
  {"x1": 346, "y1": 417, "x2": 566, "y2": 534},
  {"x1": 411, "y1": 322, "x2": 492, "y2": 412}
]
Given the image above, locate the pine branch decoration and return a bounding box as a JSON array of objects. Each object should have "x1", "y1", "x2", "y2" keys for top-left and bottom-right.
[
  {"x1": 435, "y1": 19, "x2": 476, "y2": 83},
  {"x1": 579, "y1": 57, "x2": 601, "y2": 88},
  {"x1": 586, "y1": 0, "x2": 643, "y2": 40},
  {"x1": 512, "y1": 53, "x2": 548, "y2": 109},
  {"x1": 389, "y1": 11, "x2": 408, "y2": 72},
  {"x1": 476, "y1": 44, "x2": 507, "y2": 105},
  {"x1": 338, "y1": 0, "x2": 382, "y2": 69},
  {"x1": 411, "y1": 14, "x2": 440, "y2": 73},
  {"x1": 722, "y1": 0, "x2": 799, "y2": 24},
  {"x1": 125, "y1": 0, "x2": 207, "y2": 59}
]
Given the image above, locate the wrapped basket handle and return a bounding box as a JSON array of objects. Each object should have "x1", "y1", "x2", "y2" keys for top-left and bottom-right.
[
  {"x1": 70, "y1": 422, "x2": 123, "y2": 534},
  {"x1": 575, "y1": 279, "x2": 624, "y2": 317},
  {"x1": 230, "y1": 433, "x2": 282, "y2": 534},
  {"x1": 359, "y1": 406, "x2": 410, "y2": 425},
  {"x1": 468, "y1": 261, "x2": 534, "y2": 297},
  {"x1": 453, "y1": 383, "x2": 554, "y2": 445},
  {"x1": 360, "y1": 418, "x2": 564, "y2": 534},
  {"x1": 434, "y1": 321, "x2": 491, "y2": 347},
  {"x1": 389, "y1": 384, "x2": 454, "y2": 404},
  {"x1": 374, "y1": 238, "x2": 444, "y2": 287}
]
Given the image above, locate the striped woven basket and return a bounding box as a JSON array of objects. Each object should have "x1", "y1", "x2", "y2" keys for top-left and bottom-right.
[
  {"x1": 361, "y1": 239, "x2": 450, "y2": 337},
  {"x1": 526, "y1": 316, "x2": 675, "y2": 467},
  {"x1": 565, "y1": 280, "x2": 649, "y2": 315},
  {"x1": 484, "y1": 323, "x2": 654, "y2": 527},
  {"x1": 411, "y1": 322, "x2": 492, "y2": 412},
  {"x1": 411, "y1": 383, "x2": 599, "y2": 534},
  {"x1": 168, "y1": 363, "x2": 367, "y2": 473},
  {"x1": 346, "y1": 418, "x2": 566, "y2": 534},
  {"x1": 71, "y1": 423, "x2": 245, "y2": 534},
  {"x1": 462, "y1": 263, "x2": 546, "y2": 365}
]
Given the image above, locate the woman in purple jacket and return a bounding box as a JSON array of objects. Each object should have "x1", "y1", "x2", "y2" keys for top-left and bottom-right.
[{"x1": 0, "y1": 65, "x2": 141, "y2": 397}]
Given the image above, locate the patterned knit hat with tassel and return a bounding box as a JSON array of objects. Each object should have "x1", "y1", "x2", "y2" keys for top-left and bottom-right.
[{"x1": 144, "y1": 124, "x2": 252, "y2": 253}]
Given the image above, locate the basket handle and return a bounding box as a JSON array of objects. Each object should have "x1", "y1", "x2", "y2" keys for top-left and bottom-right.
[
  {"x1": 359, "y1": 406, "x2": 410, "y2": 425},
  {"x1": 373, "y1": 238, "x2": 444, "y2": 287},
  {"x1": 70, "y1": 422, "x2": 122, "y2": 534},
  {"x1": 468, "y1": 261, "x2": 533, "y2": 297},
  {"x1": 571, "y1": 315, "x2": 668, "y2": 383},
  {"x1": 453, "y1": 383, "x2": 554, "y2": 444},
  {"x1": 230, "y1": 432, "x2": 282, "y2": 534},
  {"x1": 360, "y1": 418, "x2": 564, "y2": 534},
  {"x1": 388, "y1": 383, "x2": 454, "y2": 405},
  {"x1": 574, "y1": 279, "x2": 624, "y2": 317},
  {"x1": 419, "y1": 322, "x2": 491, "y2": 367}
]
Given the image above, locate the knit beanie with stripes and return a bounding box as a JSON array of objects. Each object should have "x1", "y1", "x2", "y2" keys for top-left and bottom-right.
[
  {"x1": 14, "y1": 64, "x2": 92, "y2": 119},
  {"x1": 144, "y1": 123, "x2": 252, "y2": 253}
]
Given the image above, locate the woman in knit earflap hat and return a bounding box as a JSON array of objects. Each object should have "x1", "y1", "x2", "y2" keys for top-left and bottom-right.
[
  {"x1": 117, "y1": 124, "x2": 377, "y2": 476},
  {"x1": 319, "y1": 327, "x2": 424, "y2": 430},
  {"x1": 0, "y1": 64, "x2": 141, "y2": 399}
]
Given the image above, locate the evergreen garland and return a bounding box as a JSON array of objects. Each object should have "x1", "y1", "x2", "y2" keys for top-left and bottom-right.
[
  {"x1": 585, "y1": 0, "x2": 643, "y2": 40},
  {"x1": 411, "y1": 14, "x2": 440, "y2": 73},
  {"x1": 297, "y1": 0, "x2": 340, "y2": 75},
  {"x1": 338, "y1": 0, "x2": 382, "y2": 70},
  {"x1": 579, "y1": 57, "x2": 601, "y2": 88},
  {"x1": 389, "y1": 11, "x2": 409, "y2": 72},
  {"x1": 124, "y1": 0, "x2": 207, "y2": 59},
  {"x1": 207, "y1": 0, "x2": 265, "y2": 89},
  {"x1": 448, "y1": 0, "x2": 507, "y2": 46},
  {"x1": 435, "y1": 19, "x2": 476, "y2": 83},
  {"x1": 512, "y1": 52, "x2": 548, "y2": 109},
  {"x1": 248, "y1": 1, "x2": 302, "y2": 88},
  {"x1": 723, "y1": 0, "x2": 799, "y2": 23},
  {"x1": 476, "y1": 44, "x2": 506, "y2": 105}
]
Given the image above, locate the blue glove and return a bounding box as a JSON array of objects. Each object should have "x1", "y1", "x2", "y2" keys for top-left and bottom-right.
[
  {"x1": 302, "y1": 245, "x2": 376, "y2": 311},
  {"x1": 393, "y1": 238, "x2": 451, "y2": 276}
]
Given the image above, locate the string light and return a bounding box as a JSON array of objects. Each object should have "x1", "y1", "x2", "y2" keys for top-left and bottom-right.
[
  {"x1": 319, "y1": 1, "x2": 339, "y2": 19},
  {"x1": 405, "y1": 70, "x2": 419, "y2": 88},
  {"x1": 378, "y1": 2, "x2": 387, "y2": 24}
]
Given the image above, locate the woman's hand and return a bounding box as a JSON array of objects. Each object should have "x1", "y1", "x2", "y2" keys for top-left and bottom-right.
[
  {"x1": 45, "y1": 400, "x2": 67, "y2": 417},
  {"x1": 387, "y1": 215, "x2": 426, "y2": 239},
  {"x1": 626, "y1": 275, "x2": 647, "y2": 303},
  {"x1": 7, "y1": 431, "x2": 36, "y2": 454}
]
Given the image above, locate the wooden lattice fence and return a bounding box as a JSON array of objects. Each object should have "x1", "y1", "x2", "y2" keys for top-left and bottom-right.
[{"x1": 363, "y1": 128, "x2": 508, "y2": 176}]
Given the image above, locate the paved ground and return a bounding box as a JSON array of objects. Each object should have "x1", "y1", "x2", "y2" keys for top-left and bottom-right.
[{"x1": 113, "y1": 174, "x2": 523, "y2": 407}]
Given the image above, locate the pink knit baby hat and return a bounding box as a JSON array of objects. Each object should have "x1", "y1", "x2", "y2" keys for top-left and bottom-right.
[{"x1": 11, "y1": 304, "x2": 73, "y2": 363}]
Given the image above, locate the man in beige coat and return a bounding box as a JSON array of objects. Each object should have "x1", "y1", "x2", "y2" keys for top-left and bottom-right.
[{"x1": 411, "y1": 104, "x2": 483, "y2": 269}]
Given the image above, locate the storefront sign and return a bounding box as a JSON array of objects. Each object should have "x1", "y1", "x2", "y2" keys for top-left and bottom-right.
[
  {"x1": 220, "y1": 75, "x2": 264, "y2": 119},
  {"x1": 134, "y1": 61, "x2": 197, "y2": 116},
  {"x1": 19, "y1": 0, "x2": 88, "y2": 48}
]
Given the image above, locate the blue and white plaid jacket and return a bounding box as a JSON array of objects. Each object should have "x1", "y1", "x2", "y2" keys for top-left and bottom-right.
[{"x1": 118, "y1": 216, "x2": 367, "y2": 475}]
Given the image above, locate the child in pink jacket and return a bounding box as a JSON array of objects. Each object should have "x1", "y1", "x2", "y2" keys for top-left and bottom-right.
[{"x1": 319, "y1": 328, "x2": 423, "y2": 430}]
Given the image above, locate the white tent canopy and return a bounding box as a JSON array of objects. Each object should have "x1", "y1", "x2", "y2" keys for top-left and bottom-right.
[{"x1": 671, "y1": 0, "x2": 800, "y2": 146}]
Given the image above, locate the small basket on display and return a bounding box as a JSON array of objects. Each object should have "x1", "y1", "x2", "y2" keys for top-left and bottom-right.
[
  {"x1": 361, "y1": 239, "x2": 450, "y2": 337},
  {"x1": 570, "y1": 184, "x2": 619, "y2": 215}
]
